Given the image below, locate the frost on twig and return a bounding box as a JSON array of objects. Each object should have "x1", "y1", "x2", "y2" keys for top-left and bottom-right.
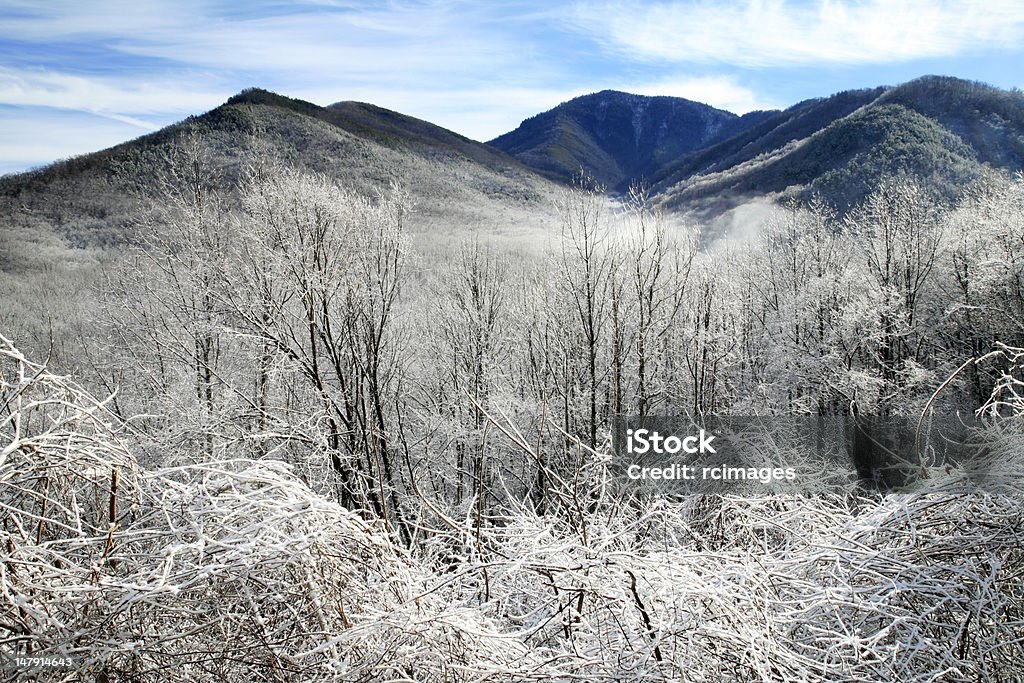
[
  {"x1": 978, "y1": 342, "x2": 1024, "y2": 416},
  {"x1": 2, "y1": 334, "x2": 1023, "y2": 681},
  {"x1": 0, "y1": 336, "x2": 535, "y2": 681}
]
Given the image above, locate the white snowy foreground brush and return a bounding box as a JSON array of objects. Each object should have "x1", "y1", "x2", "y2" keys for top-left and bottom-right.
[{"x1": 2, "y1": 335, "x2": 1022, "y2": 682}]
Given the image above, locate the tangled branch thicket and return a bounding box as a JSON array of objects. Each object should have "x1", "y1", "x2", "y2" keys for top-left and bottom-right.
[{"x1": 2, "y1": 333, "x2": 1023, "y2": 682}]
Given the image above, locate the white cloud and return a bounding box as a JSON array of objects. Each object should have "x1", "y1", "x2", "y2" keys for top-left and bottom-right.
[
  {"x1": 0, "y1": 0, "x2": 200, "y2": 40},
  {"x1": 0, "y1": 2, "x2": 546, "y2": 87},
  {"x1": 289, "y1": 84, "x2": 594, "y2": 141},
  {"x1": 0, "y1": 67, "x2": 226, "y2": 127},
  {"x1": 623, "y1": 77, "x2": 780, "y2": 114},
  {"x1": 111, "y1": 15, "x2": 512, "y2": 79},
  {"x1": 0, "y1": 107, "x2": 151, "y2": 175},
  {"x1": 571, "y1": 0, "x2": 1024, "y2": 67}
]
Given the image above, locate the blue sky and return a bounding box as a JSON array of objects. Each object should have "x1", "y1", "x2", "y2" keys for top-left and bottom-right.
[{"x1": 2, "y1": 0, "x2": 1023, "y2": 175}]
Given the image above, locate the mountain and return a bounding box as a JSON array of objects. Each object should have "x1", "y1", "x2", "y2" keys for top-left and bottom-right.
[
  {"x1": 490, "y1": 76, "x2": 1024, "y2": 215},
  {"x1": 654, "y1": 76, "x2": 1024, "y2": 213},
  {"x1": 648, "y1": 87, "x2": 886, "y2": 191},
  {"x1": 874, "y1": 76, "x2": 1024, "y2": 169},
  {"x1": 488, "y1": 90, "x2": 774, "y2": 191},
  {"x1": 0, "y1": 88, "x2": 559, "y2": 254},
  {"x1": 0, "y1": 88, "x2": 569, "y2": 388},
  {"x1": 5, "y1": 76, "x2": 1024, "y2": 257}
]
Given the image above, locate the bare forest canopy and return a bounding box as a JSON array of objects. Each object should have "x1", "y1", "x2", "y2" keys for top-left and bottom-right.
[{"x1": 2, "y1": 76, "x2": 1024, "y2": 681}]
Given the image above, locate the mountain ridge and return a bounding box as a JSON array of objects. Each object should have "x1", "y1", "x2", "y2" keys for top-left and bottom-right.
[
  {"x1": 488, "y1": 75, "x2": 1024, "y2": 213},
  {"x1": 4, "y1": 75, "x2": 1023, "y2": 238},
  {"x1": 653, "y1": 76, "x2": 1024, "y2": 213},
  {"x1": 0, "y1": 87, "x2": 559, "y2": 250},
  {"x1": 488, "y1": 90, "x2": 775, "y2": 190}
]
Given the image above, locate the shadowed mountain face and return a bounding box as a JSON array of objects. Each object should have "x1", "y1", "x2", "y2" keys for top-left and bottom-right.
[
  {"x1": 654, "y1": 77, "x2": 1024, "y2": 213},
  {"x1": 488, "y1": 90, "x2": 775, "y2": 191},
  {"x1": 875, "y1": 76, "x2": 1024, "y2": 170},
  {"x1": 492, "y1": 76, "x2": 1024, "y2": 214},
  {"x1": 657, "y1": 99, "x2": 985, "y2": 214},
  {"x1": 648, "y1": 87, "x2": 888, "y2": 191}
]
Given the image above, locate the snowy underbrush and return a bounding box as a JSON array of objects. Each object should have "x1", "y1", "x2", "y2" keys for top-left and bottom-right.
[
  {"x1": 479, "y1": 485, "x2": 1023, "y2": 682},
  {"x1": 0, "y1": 338, "x2": 530, "y2": 682},
  {"x1": 2, "y1": 336, "x2": 1022, "y2": 682}
]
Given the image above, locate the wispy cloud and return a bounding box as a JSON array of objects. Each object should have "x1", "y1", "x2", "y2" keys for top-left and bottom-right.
[
  {"x1": 0, "y1": 1, "x2": 551, "y2": 85},
  {"x1": 0, "y1": 1, "x2": 569, "y2": 150},
  {"x1": 0, "y1": 106, "x2": 149, "y2": 175},
  {"x1": 623, "y1": 76, "x2": 781, "y2": 114},
  {"x1": 0, "y1": 67, "x2": 225, "y2": 129},
  {"x1": 571, "y1": 0, "x2": 1024, "y2": 67},
  {"x1": 0, "y1": 0, "x2": 198, "y2": 41},
  {"x1": 1, "y1": 1, "x2": 1022, "y2": 172}
]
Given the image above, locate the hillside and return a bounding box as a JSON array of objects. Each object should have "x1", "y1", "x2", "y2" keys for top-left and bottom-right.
[
  {"x1": 649, "y1": 87, "x2": 886, "y2": 189},
  {"x1": 5, "y1": 76, "x2": 1024, "y2": 253},
  {"x1": 484, "y1": 76, "x2": 1024, "y2": 215},
  {"x1": 488, "y1": 90, "x2": 773, "y2": 190},
  {"x1": 875, "y1": 76, "x2": 1024, "y2": 169},
  {"x1": 654, "y1": 76, "x2": 1024, "y2": 213},
  {"x1": 659, "y1": 101, "x2": 984, "y2": 212},
  {"x1": 0, "y1": 88, "x2": 559, "y2": 253}
]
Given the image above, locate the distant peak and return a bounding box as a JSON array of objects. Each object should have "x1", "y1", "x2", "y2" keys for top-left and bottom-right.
[
  {"x1": 225, "y1": 87, "x2": 279, "y2": 104},
  {"x1": 890, "y1": 74, "x2": 1002, "y2": 95},
  {"x1": 572, "y1": 90, "x2": 693, "y2": 104},
  {"x1": 224, "y1": 88, "x2": 324, "y2": 115}
]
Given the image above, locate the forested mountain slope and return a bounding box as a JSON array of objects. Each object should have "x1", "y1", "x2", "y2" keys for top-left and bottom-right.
[
  {"x1": 488, "y1": 90, "x2": 773, "y2": 190},
  {"x1": 0, "y1": 88, "x2": 562, "y2": 377},
  {"x1": 654, "y1": 76, "x2": 1024, "y2": 212},
  {"x1": 489, "y1": 76, "x2": 1024, "y2": 215},
  {"x1": 0, "y1": 88, "x2": 558, "y2": 252},
  {"x1": 649, "y1": 87, "x2": 886, "y2": 191}
]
